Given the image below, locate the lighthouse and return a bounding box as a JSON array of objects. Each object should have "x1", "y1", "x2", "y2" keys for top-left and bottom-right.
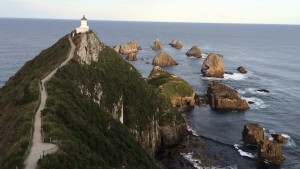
[{"x1": 76, "y1": 15, "x2": 89, "y2": 34}]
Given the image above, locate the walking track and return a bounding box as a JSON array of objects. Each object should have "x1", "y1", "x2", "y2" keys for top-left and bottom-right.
[{"x1": 24, "y1": 35, "x2": 75, "y2": 169}]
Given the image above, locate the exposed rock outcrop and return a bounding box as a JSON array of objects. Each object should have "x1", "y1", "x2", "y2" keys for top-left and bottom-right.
[
  {"x1": 207, "y1": 81, "x2": 249, "y2": 110},
  {"x1": 243, "y1": 123, "x2": 264, "y2": 145},
  {"x1": 113, "y1": 44, "x2": 121, "y2": 54},
  {"x1": 242, "y1": 123, "x2": 285, "y2": 165},
  {"x1": 121, "y1": 41, "x2": 139, "y2": 61},
  {"x1": 74, "y1": 32, "x2": 105, "y2": 65},
  {"x1": 152, "y1": 39, "x2": 162, "y2": 50},
  {"x1": 201, "y1": 53, "x2": 224, "y2": 78},
  {"x1": 169, "y1": 40, "x2": 183, "y2": 49},
  {"x1": 147, "y1": 66, "x2": 195, "y2": 108},
  {"x1": 186, "y1": 46, "x2": 201, "y2": 58},
  {"x1": 152, "y1": 51, "x2": 177, "y2": 67},
  {"x1": 272, "y1": 134, "x2": 288, "y2": 144},
  {"x1": 237, "y1": 66, "x2": 247, "y2": 74}
]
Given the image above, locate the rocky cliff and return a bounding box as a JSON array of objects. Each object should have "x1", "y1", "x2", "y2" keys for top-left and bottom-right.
[{"x1": 0, "y1": 32, "x2": 187, "y2": 169}]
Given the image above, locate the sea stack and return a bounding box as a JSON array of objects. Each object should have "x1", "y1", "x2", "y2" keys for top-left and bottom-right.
[
  {"x1": 201, "y1": 53, "x2": 224, "y2": 78},
  {"x1": 152, "y1": 51, "x2": 177, "y2": 67},
  {"x1": 152, "y1": 39, "x2": 162, "y2": 50},
  {"x1": 186, "y1": 46, "x2": 201, "y2": 58}
]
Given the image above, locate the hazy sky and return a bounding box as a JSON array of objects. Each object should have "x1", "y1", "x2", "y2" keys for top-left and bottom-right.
[{"x1": 1, "y1": 0, "x2": 300, "y2": 24}]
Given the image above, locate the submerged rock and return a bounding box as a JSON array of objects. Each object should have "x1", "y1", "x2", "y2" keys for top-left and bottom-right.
[
  {"x1": 152, "y1": 39, "x2": 162, "y2": 50},
  {"x1": 207, "y1": 81, "x2": 249, "y2": 110},
  {"x1": 169, "y1": 40, "x2": 183, "y2": 49},
  {"x1": 257, "y1": 89, "x2": 270, "y2": 93},
  {"x1": 152, "y1": 51, "x2": 177, "y2": 67},
  {"x1": 237, "y1": 66, "x2": 247, "y2": 74},
  {"x1": 147, "y1": 66, "x2": 195, "y2": 108},
  {"x1": 201, "y1": 53, "x2": 224, "y2": 78},
  {"x1": 186, "y1": 46, "x2": 201, "y2": 58}
]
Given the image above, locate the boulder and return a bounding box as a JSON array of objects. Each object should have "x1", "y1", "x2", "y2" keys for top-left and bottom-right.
[
  {"x1": 169, "y1": 40, "x2": 183, "y2": 49},
  {"x1": 242, "y1": 123, "x2": 285, "y2": 165},
  {"x1": 186, "y1": 46, "x2": 201, "y2": 58},
  {"x1": 272, "y1": 134, "x2": 288, "y2": 144},
  {"x1": 237, "y1": 66, "x2": 247, "y2": 74},
  {"x1": 152, "y1": 51, "x2": 177, "y2": 67},
  {"x1": 242, "y1": 123, "x2": 265, "y2": 145},
  {"x1": 259, "y1": 137, "x2": 285, "y2": 165},
  {"x1": 201, "y1": 53, "x2": 224, "y2": 78},
  {"x1": 121, "y1": 41, "x2": 139, "y2": 61},
  {"x1": 152, "y1": 39, "x2": 162, "y2": 50},
  {"x1": 147, "y1": 66, "x2": 195, "y2": 108},
  {"x1": 207, "y1": 81, "x2": 249, "y2": 110},
  {"x1": 113, "y1": 44, "x2": 121, "y2": 54}
]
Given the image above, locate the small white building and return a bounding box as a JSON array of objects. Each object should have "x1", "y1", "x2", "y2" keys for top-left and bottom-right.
[{"x1": 76, "y1": 15, "x2": 89, "y2": 34}]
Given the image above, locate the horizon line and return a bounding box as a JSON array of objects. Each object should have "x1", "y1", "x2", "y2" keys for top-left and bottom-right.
[{"x1": 1, "y1": 16, "x2": 299, "y2": 26}]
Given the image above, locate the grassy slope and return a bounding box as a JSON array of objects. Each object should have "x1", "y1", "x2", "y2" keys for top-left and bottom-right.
[
  {"x1": 147, "y1": 67, "x2": 194, "y2": 100},
  {"x1": 37, "y1": 43, "x2": 183, "y2": 168},
  {"x1": 0, "y1": 35, "x2": 70, "y2": 169}
]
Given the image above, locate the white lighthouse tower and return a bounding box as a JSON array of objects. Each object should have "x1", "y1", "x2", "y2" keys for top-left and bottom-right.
[{"x1": 76, "y1": 15, "x2": 89, "y2": 34}]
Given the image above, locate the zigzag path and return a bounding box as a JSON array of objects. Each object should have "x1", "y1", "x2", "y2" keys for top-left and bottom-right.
[{"x1": 24, "y1": 35, "x2": 75, "y2": 169}]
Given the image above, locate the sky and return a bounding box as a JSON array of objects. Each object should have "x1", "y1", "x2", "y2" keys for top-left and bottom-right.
[{"x1": 1, "y1": 0, "x2": 300, "y2": 25}]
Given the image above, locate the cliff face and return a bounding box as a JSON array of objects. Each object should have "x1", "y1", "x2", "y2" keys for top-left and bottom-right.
[{"x1": 0, "y1": 32, "x2": 187, "y2": 168}]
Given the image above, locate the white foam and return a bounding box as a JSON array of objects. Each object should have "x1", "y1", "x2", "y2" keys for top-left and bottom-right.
[
  {"x1": 224, "y1": 73, "x2": 247, "y2": 81},
  {"x1": 187, "y1": 125, "x2": 199, "y2": 136},
  {"x1": 242, "y1": 97, "x2": 268, "y2": 109},
  {"x1": 181, "y1": 152, "x2": 202, "y2": 169},
  {"x1": 181, "y1": 152, "x2": 236, "y2": 169},
  {"x1": 282, "y1": 134, "x2": 297, "y2": 147},
  {"x1": 201, "y1": 53, "x2": 208, "y2": 58},
  {"x1": 234, "y1": 144, "x2": 257, "y2": 158},
  {"x1": 237, "y1": 88, "x2": 267, "y2": 96}
]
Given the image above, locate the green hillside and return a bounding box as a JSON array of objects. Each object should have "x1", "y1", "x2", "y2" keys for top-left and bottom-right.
[{"x1": 0, "y1": 32, "x2": 186, "y2": 169}]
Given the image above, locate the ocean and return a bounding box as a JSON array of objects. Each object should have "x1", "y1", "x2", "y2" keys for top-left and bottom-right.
[{"x1": 0, "y1": 18, "x2": 300, "y2": 168}]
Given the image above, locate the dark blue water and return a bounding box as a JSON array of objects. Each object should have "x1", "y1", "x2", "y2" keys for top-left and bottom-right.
[{"x1": 1, "y1": 18, "x2": 299, "y2": 168}]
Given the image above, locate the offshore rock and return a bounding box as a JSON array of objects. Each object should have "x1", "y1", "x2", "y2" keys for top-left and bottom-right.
[
  {"x1": 242, "y1": 123, "x2": 285, "y2": 165},
  {"x1": 147, "y1": 66, "x2": 195, "y2": 108},
  {"x1": 186, "y1": 46, "x2": 201, "y2": 58},
  {"x1": 237, "y1": 66, "x2": 247, "y2": 74},
  {"x1": 243, "y1": 123, "x2": 265, "y2": 145},
  {"x1": 207, "y1": 81, "x2": 249, "y2": 110},
  {"x1": 121, "y1": 41, "x2": 139, "y2": 61},
  {"x1": 169, "y1": 40, "x2": 183, "y2": 49},
  {"x1": 201, "y1": 53, "x2": 224, "y2": 78},
  {"x1": 259, "y1": 137, "x2": 285, "y2": 165},
  {"x1": 152, "y1": 51, "x2": 177, "y2": 67},
  {"x1": 272, "y1": 134, "x2": 288, "y2": 144},
  {"x1": 152, "y1": 39, "x2": 162, "y2": 50}
]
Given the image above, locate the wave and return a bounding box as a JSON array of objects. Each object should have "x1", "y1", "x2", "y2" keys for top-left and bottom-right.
[
  {"x1": 224, "y1": 73, "x2": 248, "y2": 81},
  {"x1": 201, "y1": 53, "x2": 208, "y2": 58},
  {"x1": 237, "y1": 88, "x2": 268, "y2": 96},
  {"x1": 264, "y1": 130, "x2": 297, "y2": 148},
  {"x1": 241, "y1": 97, "x2": 268, "y2": 109},
  {"x1": 201, "y1": 73, "x2": 248, "y2": 81},
  {"x1": 187, "y1": 125, "x2": 199, "y2": 136},
  {"x1": 180, "y1": 152, "x2": 237, "y2": 169},
  {"x1": 234, "y1": 143, "x2": 257, "y2": 159}
]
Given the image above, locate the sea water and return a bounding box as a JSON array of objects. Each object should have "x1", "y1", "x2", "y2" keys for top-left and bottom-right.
[{"x1": 0, "y1": 18, "x2": 300, "y2": 168}]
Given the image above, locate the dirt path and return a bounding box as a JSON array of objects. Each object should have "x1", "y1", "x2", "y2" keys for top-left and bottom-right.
[{"x1": 24, "y1": 35, "x2": 75, "y2": 169}]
